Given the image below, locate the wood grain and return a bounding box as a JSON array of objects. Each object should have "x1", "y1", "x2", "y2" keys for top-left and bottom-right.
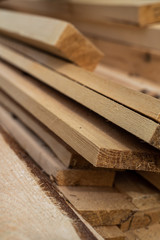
[
  {"x1": 1, "y1": 62, "x2": 160, "y2": 171},
  {"x1": 0, "y1": 39, "x2": 160, "y2": 149},
  {"x1": 0, "y1": 9, "x2": 103, "y2": 70}
]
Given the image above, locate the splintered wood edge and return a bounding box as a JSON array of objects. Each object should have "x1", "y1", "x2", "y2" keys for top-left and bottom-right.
[{"x1": 97, "y1": 148, "x2": 160, "y2": 172}]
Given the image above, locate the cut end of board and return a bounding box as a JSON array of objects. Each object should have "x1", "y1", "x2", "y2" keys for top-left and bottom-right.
[
  {"x1": 150, "y1": 125, "x2": 160, "y2": 150},
  {"x1": 97, "y1": 148, "x2": 160, "y2": 172}
]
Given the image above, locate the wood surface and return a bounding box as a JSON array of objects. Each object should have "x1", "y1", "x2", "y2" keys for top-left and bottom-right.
[
  {"x1": 0, "y1": 90, "x2": 90, "y2": 169},
  {"x1": 0, "y1": 9, "x2": 103, "y2": 70},
  {"x1": 1, "y1": 62, "x2": 160, "y2": 171},
  {"x1": 0, "y1": 105, "x2": 115, "y2": 187},
  {"x1": 58, "y1": 185, "x2": 136, "y2": 226},
  {"x1": 95, "y1": 226, "x2": 125, "y2": 240},
  {"x1": 115, "y1": 172, "x2": 160, "y2": 231},
  {"x1": 73, "y1": 20, "x2": 160, "y2": 52},
  {"x1": 0, "y1": 40, "x2": 160, "y2": 149},
  {"x1": 139, "y1": 171, "x2": 160, "y2": 191},
  {"x1": 1, "y1": 0, "x2": 160, "y2": 26},
  {"x1": 0, "y1": 128, "x2": 103, "y2": 240},
  {"x1": 125, "y1": 224, "x2": 160, "y2": 240},
  {"x1": 92, "y1": 37, "x2": 160, "y2": 85}
]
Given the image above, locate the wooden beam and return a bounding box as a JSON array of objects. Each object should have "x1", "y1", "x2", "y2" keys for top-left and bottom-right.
[
  {"x1": 139, "y1": 171, "x2": 160, "y2": 191},
  {"x1": 1, "y1": 0, "x2": 160, "y2": 26},
  {"x1": 0, "y1": 9, "x2": 103, "y2": 70},
  {"x1": 1, "y1": 62, "x2": 160, "y2": 171},
  {"x1": 0, "y1": 128, "x2": 103, "y2": 240},
  {"x1": 0, "y1": 40, "x2": 160, "y2": 149},
  {"x1": 95, "y1": 226, "x2": 125, "y2": 240},
  {"x1": 58, "y1": 185, "x2": 136, "y2": 226},
  {"x1": 0, "y1": 105, "x2": 115, "y2": 187}
]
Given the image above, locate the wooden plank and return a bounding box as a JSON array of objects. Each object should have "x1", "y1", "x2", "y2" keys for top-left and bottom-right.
[
  {"x1": 73, "y1": 20, "x2": 160, "y2": 52},
  {"x1": 0, "y1": 41, "x2": 160, "y2": 149},
  {"x1": 0, "y1": 90, "x2": 90, "y2": 169},
  {"x1": 115, "y1": 172, "x2": 160, "y2": 231},
  {"x1": 1, "y1": 36, "x2": 160, "y2": 125},
  {"x1": 125, "y1": 224, "x2": 160, "y2": 240},
  {"x1": 58, "y1": 185, "x2": 136, "y2": 226},
  {"x1": 0, "y1": 9, "x2": 103, "y2": 71},
  {"x1": 0, "y1": 105, "x2": 115, "y2": 187},
  {"x1": 92, "y1": 37, "x2": 160, "y2": 85},
  {"x1": 1, "y1": 62, "x2": 160, "y2": 172},
  {"x1": 0, "y1": 128, "x2": 103, "y2": 240},
  {"x1": 139, "y1": 171, "x2": 160, "y2": 191},
  {"x1": 1, "y1": 0, "x2": 160, "y2": 26},
  {"x1": 95, "y1": 226, "x2": 125, "y2": 240}
]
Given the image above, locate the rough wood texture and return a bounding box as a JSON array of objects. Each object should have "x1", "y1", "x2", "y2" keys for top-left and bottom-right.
[
  {"x1": 59, "y1": 186, "x2": 136, "y2": 227},
  {"x1": 0, "y1": 128, "x2": 103, "y2": 240},
  {"x1": 0, "y1": 90, "x2": 91, "y2": 169},
  {"x1": 92, "y1": 37, "x2": 160, "y2": 84},
  {"x1": 115, "y1": 173, "x2": 160, "y2": 231},
  {"x1": 0, "y1": 106, "x2": 115, "y2": 187},
  {"x1": 0, "y1": 9, "x2": 103, "y2": 70},
  {"x1": 0, "y1": 40, "x2": 160, "y2": 149},
  {"x1": 1, "y1": 62, "x2": 160, "y2": 172},
  {"x1": 125, "y1": 224, "x2": 160, "y2": 240},
  {"x1": 139, "y1": 171, "x2": 160, "y2": 191},
  {"x1": 95, "y1": 226, "x2": 125, "y2": 240},
  {"x1": 1, "y1": 0, "x2": 160, "y2": 26}
]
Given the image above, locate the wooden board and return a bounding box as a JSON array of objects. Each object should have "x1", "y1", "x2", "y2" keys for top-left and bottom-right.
[
  {"x1": 0, "y1": 90, "x2": 91, "y2": 169},
  {"x1": 0, "y1": 40, "x2": 160, "y2": 149},
  {"x1": 139, "y1": 171, "x2": 160, "y2": 191},
  {"x1": 95, "y1": 226, "x2": 125, "y2": 240},
  {"x1": 1, "y1": 0, "x2": 160, "y2": 26},
  {"x1": 92, "y1": 37, "x2": 160, "y2": 85},
  {"x1": 0, "y1": 105, "x2": 115, "y2": 187},
  {"x1": 59, "y1": 185, "x2": 136, "y2": 226},
  {"x1": 0, "y1": 9, "x2": 103, "y2": 70},
  {"x1": 73, "y1": 20, "x2": 160, "y2": 52},
  {"x1": 1, "y1": 62, "x2": 160, "y2": 172},
  {"x1": 115, "y1": 172, "x2": 160, "y2": 231},
  {"x1": 1, "y1": 36, "x2": 160, "y2": 125},
  {"x1": 125, "y1": 224, "x2": 160, "y2": 240},
  {"x1": 0, "y1": 128, "x2": 103, "y2": 240}
]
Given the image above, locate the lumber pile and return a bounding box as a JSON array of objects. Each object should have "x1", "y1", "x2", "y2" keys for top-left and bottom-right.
[{"x1": 0, "y1": 3, "x2": 160, "y2": 240}]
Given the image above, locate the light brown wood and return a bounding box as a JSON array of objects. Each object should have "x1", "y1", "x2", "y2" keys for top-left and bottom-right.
[
  {"x1": 59, "y1": 186, "x2": 136, "y2": 226},
  {"x1": 115, "y1": 172, "x2": 160, "y2": 231},
  {"x1": 125, "y1": 224, "x2": 160, "y2": 240},
  {"x1": 95, "y1": 226, "x2": 125, "y2": 240},
  {"x1": 139, "y1": 171, "x2": 160, "y2": 191},
  {"x1": 1, "y1": 62, "x2": 160, "y2": 172},
  {"x1": 0, "y1": 9, "x2": 103, "y2": 70},
  {"x1": 0, "y1": 128, "x2": 103, "y2": 240},
  {"x1": 0, "y1": 90, "x2": 91, "y2": 169},
  {"x1": 1, "y1": 0, "x2": 160, "y2": 26},
  {"x1": 0, "y1": 40, "x2": 160, "y2": 149},
  {"x1": 0, "y1": 105, "x2": 115, "y2": 187},
  {"x1": 92, "y1": 37, "x2": 160, "y2": 85}
]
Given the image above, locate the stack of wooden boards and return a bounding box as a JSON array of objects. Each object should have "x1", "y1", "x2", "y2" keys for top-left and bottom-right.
[
  {"x1": 0, "y1": 7, "x2": 160, "y2": 240},
  {"x1": 2, "y1": 0, "x2": 160, "y2": 85}
]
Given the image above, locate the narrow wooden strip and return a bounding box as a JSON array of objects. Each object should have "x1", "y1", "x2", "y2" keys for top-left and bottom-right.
[
  {"x1": 0, "y1": 128, "x2": 103, "y2": 240},
  {"x1": 1, "y1": 61, "x2": 160, "y2": 171},
  {"x1": 1, "y1": 35, "x2": 160, "y2": 124},
  {"x1": 58, "y1": 186, "x2": 136, "y2": 226},
  {"x1": 0, "y1": 9, "x2": 103, "y2": 70},
  {"x1": 1, "y1": 0, "x2": 160, "y2": 26},
  {"x1": 0, "y1": 106, "x2": 115, "y2": 187},
  {"x1": 0, "y1": 42, "x2": 160, "y2": 149},
  {"x1": 139, "y1": 171, "x2": 160, "y2": 191}
]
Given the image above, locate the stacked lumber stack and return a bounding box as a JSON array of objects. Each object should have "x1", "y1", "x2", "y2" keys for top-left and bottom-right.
[{"x1": 0, "y1": 4, "x2": 160, "y2": 240}]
